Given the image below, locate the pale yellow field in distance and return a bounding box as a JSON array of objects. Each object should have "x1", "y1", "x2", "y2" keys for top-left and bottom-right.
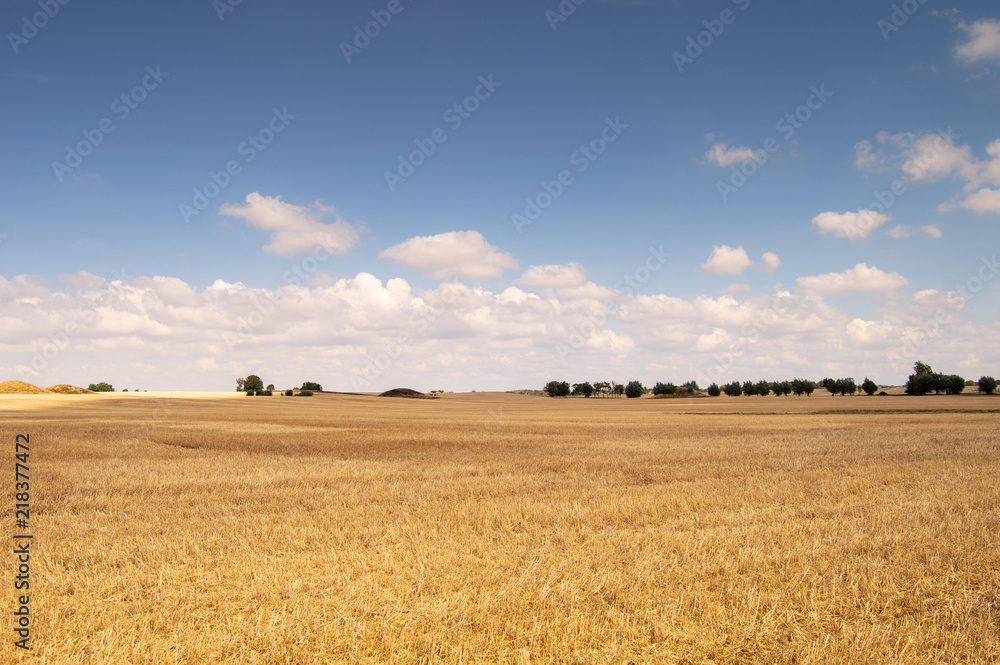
[{"x1": 3, "y1": 391, "x2": 999, "y2": 664}]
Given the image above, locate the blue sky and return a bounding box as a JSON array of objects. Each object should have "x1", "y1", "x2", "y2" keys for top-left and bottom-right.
[{"x1": 2, "y1": 0, "x2": 999, "y2": 392}]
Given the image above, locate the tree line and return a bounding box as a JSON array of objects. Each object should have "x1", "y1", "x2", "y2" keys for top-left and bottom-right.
[{"x1": 543, "y1": 362, "x2": 997, "y2": 399}]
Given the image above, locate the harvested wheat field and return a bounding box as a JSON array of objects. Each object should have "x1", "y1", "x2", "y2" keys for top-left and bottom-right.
[{"x1": 3, "y1": 391, "x2": 999, "y2": 664}]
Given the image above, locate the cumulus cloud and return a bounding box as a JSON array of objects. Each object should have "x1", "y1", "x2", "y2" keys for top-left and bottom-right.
[
  {"x1": 887, "y1": 224, "x2": 943, "y2": 239},
  {"x1": 955, "y1": 18, "x2": 1000, "y2": 63},
  {"x1": 760, "y1": 252, "x2": 781, "y2": 273},
  {"x1": 702, "y1": 246, "x2": 753, "y2": 275},
  {"x1": 854, "y1": 131, "x2": 1000, "y2": 215},
  {"x1": 812, "y1": 209, "x2": 889, "y2": 239},
  {"x1": 703, "y1": 143, "x2": 760, "y2": 167},
  {"x1": 520, "y1": 263, "x2": 587, "y2": 289},
  {"x1": 796, "y1": 263, "x2": 909, "y2": 295},
  {"x1": 219, "y1": 193, "x2": 360, "y2": 255},
  {"x1": 379, "y1": 231, "x2": 518, "y2": 280}
]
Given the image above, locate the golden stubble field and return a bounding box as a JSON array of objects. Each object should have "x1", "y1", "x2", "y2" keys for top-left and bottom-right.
[{"x1": 2, "y1": 391, "x2": 999, "y2": 664}]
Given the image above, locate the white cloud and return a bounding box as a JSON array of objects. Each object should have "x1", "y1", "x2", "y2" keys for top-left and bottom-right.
[
  {"x1": 887, "y1": 224, "x2": 913, "y2": 239},
  {"x1": 955, "y1": 18, "x2": 1000, "y2": 63},
  {"x1": 379, "y1": 231, "x2": 518, "y2": 280},
  {"x1": 958, "y1": 187, "x2": 1000, "y2": 214},
  {"x1": 519, "y1": 263, "x2": 587, "y2": 289},
  {"x1": 920, "y1": 224, "x2": 944, "y2": 238},
  {"x1": 219, "y1": 193, "x2": 360, "y2": 256},
  {"x1": 812, "y1": 209, "x2": 889, "y2": 239},
  {"x1": 760, "y1": 252, "x2": 781, "y2": 273},
  {"x1": 703, "y1": 143, "x2": 760, "y2": 167},
  {"x1": 796, "y1": 263, "x2": 909, "y2": 295},
  {"x1": 702, "y1": 245, "x2": 753, "y2": 275}
]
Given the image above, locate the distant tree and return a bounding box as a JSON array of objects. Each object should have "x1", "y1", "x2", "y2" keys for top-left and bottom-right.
[
  {"x1": 742, "y1": 380, "x2": 755, "y2": 397},
  {"x1": 913, "y1": 361, "x2": 933, "y2": 376},
  {"x1": 236, "y1": 378, "x2": 245, "y2": 392},
  {"x1": 624, "y1": 381, "x2": 645, "y2": 398},
  {"x1": 723, "y1": 381, "x2": 742, "y2": 397},
  {"x1": 943, "y1": 374, "x2": 966, "y2": 395},
  {"x1": 682, "y1": 380, "x2": 700, "y2": 392},
  {"x1": 122, "y1": 389, "x2": 128, "y2": 392},
  {"x1": 613, "y1": 383, "x2": 625, "y2": 397},
  {"x1": 861, "y1": 377, "x2": 878, "y2": 396},
  {"x1": 572, "y1": 382, "x2": 595, "y2": 397},
  {"x1": 544, "y1": 381, "x2": 570, "y2": 397},
  {"x1": 652, "y1": 382, "x2": 676, "y2": 395},
  {"x1": 285, "y1": 389, "x2": 294, "y2": 396},
  {"x1": 822, "y1": 378, "x2": 839, "y2": 396},
  {"x1": 244, "y1": 375, "x2": 264, "y2": 392},
  {"x1": 791, "y1": 378, "x2": 807, "y2": 396},
  {"x1": 841, "y1": 378, "x2": 857, "y2": 397},
  {"x1": 754, "y1": 380, "x2": 771, "y2": 397},
  {"x1": 978, "y1": 376, "x2": 997, "y2": 395},
  {"x1": 88, "y1": 382, "x2": 114, "y2": 392},
  {"x1": 707, "y1": 382, "x2": 721, "y2": 397},
  {"x1": 773, "y1": 380, "x2": 792, "y2": 396},
  {"x1": 301, "y1": 381, "x2": 322, "y2": 391},
  {"x1": 266, "y1": 384, "x2": 275, "y2": 391}
]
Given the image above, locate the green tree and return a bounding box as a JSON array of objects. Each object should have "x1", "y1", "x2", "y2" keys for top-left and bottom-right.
[
  {"x1": 301, "y1": 381, "x2": 322, "y2": 391},
  {"x1": 244, "y1": 375, "x2": 264, "y2": 392},
  {"x1": 624, "y1": 381, "x2": 645, "y2": 398},
  {"x1": 861, "y1": 377, "x2": 878, "y2": 396},
  {"x1": 682, "y1": 380, "x2": 700, "y2": 392},
  {"x1": 613, "y1": 383, "x2": 625, "y2": 397},
  {"x1": 266, "y1": 384, "x2": 275, "y2": 391},
  {"x1": 544, "y1": 381, "x2": 570, "y2": 397},
  {"x1": 913, "y1": 361, "x2": 933, "y2": 376},
  {"x1": 572, "y1": 382, "x2": 595, "y2": 397},
  {"x1": 742, "y1": 380, "x2": 755, "y2": 396},
  {"x1": 707, "y1": 382, "x2": 721, "y2": 397},
  {"x1": 978, "y1": 376, "x2": 997, "y2": 395},
  {"x1": 943, "y1": 374, "x2": 966, "y2": 395},
  {"x1": 755, "y1": 380, "x2": 771, "y2": 396},
  {"x1": 88, "y1": 382, "x2": 114, "y2": 392},
  {"x1": 236, "y1": 378, "x2": 245, "y2": 392}
]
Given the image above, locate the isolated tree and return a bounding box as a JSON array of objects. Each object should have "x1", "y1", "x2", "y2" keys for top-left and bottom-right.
[
  {"x1": 861, "y1": 377, "x2": 878, "y2": 396},
  {"x1": 244, "y1": 375, "x2": 264, "y2": 392},
  {"x1": 266, "y1": 384, "x2": 275, "y2": 391},
  {"x1": 978, "y1": 376, "x2": 997, "y2": 395},
  {"x1": 707, "y1": 382, "x2": 721, "y2": 397}
]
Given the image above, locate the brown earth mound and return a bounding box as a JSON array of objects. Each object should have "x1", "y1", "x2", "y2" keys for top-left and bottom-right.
[
  {"x1": 379, "y1": 388, "x2": 437, "y2": 399},
  {"x1": 46, "y1": 384, "x2": 95, "y2": 394},
  {"x1": 0, "y1": 381, "x2": 53, "y2": 395}
]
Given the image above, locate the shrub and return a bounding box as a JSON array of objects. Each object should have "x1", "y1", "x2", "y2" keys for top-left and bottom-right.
[
  {"x1": 285, "y1": 389, "x2": 294, "y2": 396},
  {"x1": 246, "y1": 390, "x2": 254, "y2": 396},
  {"x1": 682, "y1": 380, "x2": 699, "y2": 392},
  {"x1": 707, "y1": 383, "x2": 721, "y2": 397},
  {"x1": 652, "y1": 382, "x2": 676, "y2": 396},
  {"x1": 297, "y1": 390, "x2": 314, "y2": 397},
  {"x1": 978, "y1": 376, "x2": 997, "y2": 395}
]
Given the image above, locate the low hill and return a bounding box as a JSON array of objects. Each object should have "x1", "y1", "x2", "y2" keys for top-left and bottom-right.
[
  {"x1": 379, "y1": 388, "x2": 437, "y2": 399},
  {"x1": 0, "y1": 381, "x2": 53, "y2": 395},
  {"x1": 46, "y1": 384, "x2": 95, "y2": 394}
]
